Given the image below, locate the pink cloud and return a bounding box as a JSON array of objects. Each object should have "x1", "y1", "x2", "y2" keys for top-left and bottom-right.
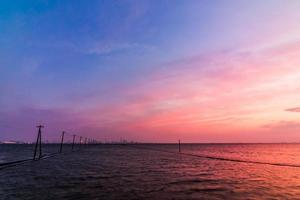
[
  {"x1": 84, "y1": 39, "x2": 300, "y2": 142},
  {"x1": 5, "y1": 39, "x2": 300, "y2": 143},
  {"x1": 262, "y1": 121, "x2": 300, "y2": 132},
  {"x1": 286, "y1": 107, "x2": 300, "y2": 113}
]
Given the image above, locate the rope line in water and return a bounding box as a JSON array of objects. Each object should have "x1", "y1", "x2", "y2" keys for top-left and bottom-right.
[
  {"x1": 0, "y1": 153, "x2": 56, "y2": 170},
  {"x1": 0, "y1": 158, "x2": 33, "y2": 168},
  {"x1": 125, "y1": 144, "x2": 300, "y2": 169},
  {"x1": 0, "y1": 149, "x2": 82, "y2": 170}
]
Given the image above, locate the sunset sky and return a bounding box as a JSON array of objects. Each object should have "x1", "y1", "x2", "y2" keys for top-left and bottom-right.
[{"x1": 1, "y1": 0, "x2": 300, "y2": 142}]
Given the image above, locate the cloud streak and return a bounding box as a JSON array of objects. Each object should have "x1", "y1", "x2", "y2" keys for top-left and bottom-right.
[
  {"x1": 64, "y1": 39, "x2": 300, "y2": 142},
  {"x1": 285, "y1": 107, "x2": 300, "y2": 113}
]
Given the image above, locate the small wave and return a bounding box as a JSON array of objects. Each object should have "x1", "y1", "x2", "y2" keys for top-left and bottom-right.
[
  {"x1": 187, "y1": 187, "x2": 227, "y2": 193},
  {"x1": 168, "y1": 178, "x2": 217, "y2": 186}
]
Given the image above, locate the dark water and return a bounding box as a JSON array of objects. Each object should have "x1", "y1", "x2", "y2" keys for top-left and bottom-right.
[{"x1": 1, "y1": 144, "x2": 300, "y2": 199}]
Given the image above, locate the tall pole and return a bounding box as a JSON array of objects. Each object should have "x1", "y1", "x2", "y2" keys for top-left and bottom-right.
[
  {"x1": 39, "y1": 129, "x2": 42, "y2": 159},
  {"x1": 33, "y1": 128, "x2": 40, "y2": 160},
  {"x1": 33, "y1": 125, "x2": 44, "y2": 160},
  {"x1": 59, "y1": 131, "x2": 65, "y2": 153},
  {"x1": 72, "y1": 135, "x2": 76, "y2": 152},
  {"x1": 179, "y1": 140, "x2": 181, "y2": 153}
]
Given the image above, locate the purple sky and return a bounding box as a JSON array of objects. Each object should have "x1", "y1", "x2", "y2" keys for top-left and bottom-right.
[{"x1": 1, "y1": 0, "x2": 300, "y2": 142}]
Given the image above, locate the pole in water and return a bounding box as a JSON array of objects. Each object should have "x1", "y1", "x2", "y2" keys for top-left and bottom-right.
[
  {"x1": 72, "y1": 135, "x2": 76, "y2": 152},
  {"x1": 179, "y1": 140, "x2": 181, "y2": 153},
  {"x1": 38, "y1": 127, "x2": 42, "y2": 159},
  {"x1": 33, "y1": 125, "x2": 44, "y2": 160},
  {"x1": 59, "y1": 131, "x2": 65, "y2": 153}
]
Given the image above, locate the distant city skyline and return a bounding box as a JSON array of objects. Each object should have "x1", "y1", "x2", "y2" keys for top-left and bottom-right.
[{"x1": 1, "y1": 0, "x2": 300, "y2": 143}]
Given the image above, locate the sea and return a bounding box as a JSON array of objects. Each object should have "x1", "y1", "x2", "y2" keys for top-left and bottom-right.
[{"x1": 1, "y1": 144, "x2": 300, "y2": 200}]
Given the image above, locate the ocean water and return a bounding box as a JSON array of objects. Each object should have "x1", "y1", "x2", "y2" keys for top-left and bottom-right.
[{"x1": 1, "y1": 144, "x2": 300, "y2": 199}]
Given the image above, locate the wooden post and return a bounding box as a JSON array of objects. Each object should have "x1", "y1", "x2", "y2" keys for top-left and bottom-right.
[
  {"x1": 33, "y1": 125, "x2": 44, "y2": 160},
  {"x1": 179, "y1": 140, "x2": 181, "y2": 153},
  {"x1": 59, "y1": 131, "x2": 65, "y2": 153},
  {"x1": 38, "y1": 129, "x2": 42, "y2": 159},
  {"x1": 72, "y1": 135, "x2": 76, "y2": 152},
  {"x1": 33, "y1": 129, "x2": 40, "y2": 160}
]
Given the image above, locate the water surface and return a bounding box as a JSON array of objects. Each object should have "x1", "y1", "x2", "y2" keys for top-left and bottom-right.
[{"x1": 1, "y1": 144, "x2": 300, "y2": 199}]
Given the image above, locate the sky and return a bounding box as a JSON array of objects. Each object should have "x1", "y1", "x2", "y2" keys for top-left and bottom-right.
[{"x1": 1, "y1": 0, "x2": 300, "y2": 143}]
